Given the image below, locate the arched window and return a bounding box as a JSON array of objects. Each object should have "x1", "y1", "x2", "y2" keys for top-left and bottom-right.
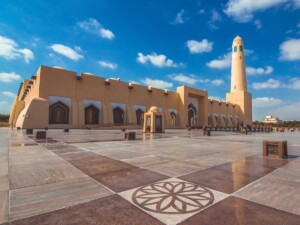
[
  {"x1": 49, "y1": 101, "x2": 69, "y2": 124},
  {"x1": 113, "y1": 107, "x2": 124, "y2": 125},
  {"x1": 188, "y1": 104, "x2": 197, "y2": 127},
  {"x1": 136, "y1": 109, "x2": 144, "y2": 125},
  {"x1": 239, "y1": 46, "x2": 243, "y2": 52},
  {"x1": 233, "y1": 46, "x2": 237, "y2": 52},
  {"x1": 85, "y1": 105, "x2": 99, "y2": 125},
  {"x1": 170, "y1": 112, "x2": 176, "y2": 127}
]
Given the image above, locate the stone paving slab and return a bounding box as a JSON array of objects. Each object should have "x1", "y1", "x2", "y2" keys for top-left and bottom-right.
[
  {"x1": 10, "y1": 177, "x2": 113, "y2": 221},
  {"x1": 0, "y1": 191, "x2": 8, "y2": 224}
]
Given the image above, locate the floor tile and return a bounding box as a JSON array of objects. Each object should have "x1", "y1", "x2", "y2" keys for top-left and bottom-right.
[
  {"x1": 244, "y1": 155, "x2": 291, "y2": 168},
  {"x1": 178, "y1": 196, "x2": 300, "y2": 225},
  {"x1": 9, "y1": 165, "x2": 88, "y2": 189},
  {"x1": 234, "y1": 177, "x2": 300, "y2": 216},
  {"x1": 11, "y1": 195, "x2": 164, "y2": 225},
  {"x1": 119, "y1": 178, "x2": 228, "y2": 225},
  {"x1": 0, "y1": 191, "x2": 9, "y2": 224},
  {"x1": 0, "y1": 176, "x2": 8, "y2": 192},
  {"x1": 10, "y1": 177, "x2": 113, "y2": 221},
  {"x1": 122, "y1": 155, "x2": 172, "y2": 167},
  {"x1": 145, "y1": 160, "x2": 204, "y2": 177},
  {"x1": 212, "y1": 160, "x2": 275, "y2": 178},
  {"x1": 92, "y1": 167, "x2": 169, "y2": 192},
  {"x1": 179, "y1": 167, "x2": 258, "y2": 194},
  {"x1": 69, "y1": 155, "x2": 134, "y2": 176}
]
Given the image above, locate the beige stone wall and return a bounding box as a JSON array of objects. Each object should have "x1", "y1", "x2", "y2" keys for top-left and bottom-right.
[{"x1": 10, "y1": 61, "x2": 251, "y2": 129}]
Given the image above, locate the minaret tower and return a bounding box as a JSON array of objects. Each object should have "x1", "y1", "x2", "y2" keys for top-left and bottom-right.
[{"x1": 226, "y1": 36, "x2": 252, "y2": 125}]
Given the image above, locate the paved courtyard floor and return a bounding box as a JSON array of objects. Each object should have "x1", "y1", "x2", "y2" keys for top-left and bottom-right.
[{"x1": 0, "y1": 128, "x2": 300, "y2": 224}]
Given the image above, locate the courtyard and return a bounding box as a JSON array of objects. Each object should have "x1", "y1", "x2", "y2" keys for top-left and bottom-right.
[{"x1": 0, "y1": 128, "x2": 300, "y2": 224}]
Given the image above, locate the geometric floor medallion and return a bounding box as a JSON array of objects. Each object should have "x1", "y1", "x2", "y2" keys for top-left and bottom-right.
[{"x1": 132, "y1": 181, "x2": 214, "y2": 214}]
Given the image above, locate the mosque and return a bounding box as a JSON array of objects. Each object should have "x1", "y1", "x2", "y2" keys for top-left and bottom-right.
[{"x1": 9, "y1": 36, "x2": 252, "y2": 129}]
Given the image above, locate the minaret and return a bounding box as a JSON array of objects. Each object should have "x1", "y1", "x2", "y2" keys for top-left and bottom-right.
[
  {"x1": 231, "y1": 36, "x2": 247, "y2": 92},
  {"x1": 226, "y1": 36, "x2": 252, "y2": 125}
]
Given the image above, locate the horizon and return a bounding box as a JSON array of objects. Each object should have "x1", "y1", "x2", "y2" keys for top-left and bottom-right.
[{"x1": 0, "y1": 0, "x2": 300, "y2": 121}]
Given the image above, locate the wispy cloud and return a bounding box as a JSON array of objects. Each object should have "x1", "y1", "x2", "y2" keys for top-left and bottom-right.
[
  {"x1": 208, "y1": 9, "x2": 222, "y2": 29},
  {"x1": 1, "y1": 91, "x2": 15, "y2": 97},
  {"x1": 0, "y1": 35, "x2": 34, "y2": 63},
  {"x1": 284, "y1": 77, "x2": 300, "y2": 89},
  {"x1": 279, "y1": 38, "x2": 300, "y2": 61},
  {"x1": 253, "y1": 97, "x2": 282, "y2": 107},
  {"x1": 246, "y1": 66, "x2": 273, "y2": 75},
  {"x1": 0, "y1": 72, "x2": 22, "y2": 83},
  {"x1": 186, "y1": 39, "x2": 213, "y2": 54},
  {"x1": 172, "y1": 9, "x2": 187, "y2": 24},
  {"x1": 141, "y1": 78, "x2": 173, "y2": 89},
  {"x1": 224, "y1": 0, "x2": 300, "y2": 23},
  {"x1": 252, "y1": 78, "x2": 281, "y2": 90},
  {"x1": 49, "y1": 44, "x2": 83, "y2": 61},
  {"x1": 137, "y1": 52, "x2": 183, "y2": 68},
  {"x1": 168, "y1": 73, "x2": 199, "y2": 85},
  {"x1": 254, "y1": 19, "x2": 262, "y2": 29},
  {"x1": 168, "y1": 73, "x2": 224, "y2": 86},
  {"x1": 98, "y1": 60, "x2": 118, "y2": 70},
  {"x1": 211, "y1": 79, "x2": 224, "y2": 86},
  {"x1": 77, "y1": 18, "x2": 115, "y2": 40}
]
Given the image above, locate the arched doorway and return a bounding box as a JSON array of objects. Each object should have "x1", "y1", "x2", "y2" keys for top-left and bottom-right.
[
  {"x1": 49, "y1": 101, "x2": 69, "y2": 124},
  {"x1": 113, "y1": 107, "x2": 124, "y2": 125},
  {"x1": 170, "y1": 112, "x2": 176, "y2": 127},
  {"x1": 188, "y1": 104, "x2": 197, "y2": 127},
  {"x1": 136, "y1": 109, "x2": 144, "y2": 125},
  {"x1": 155, "y1": 115, "x2": 162, "y2": 132},
  {"x1": 85, "y1": 105, "x2": 99, "y2": 125}
]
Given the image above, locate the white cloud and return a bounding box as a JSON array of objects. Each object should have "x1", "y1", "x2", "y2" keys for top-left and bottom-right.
[
  {"x1": 0, "y1": 72, "x2": 22, "y2": 83},
  {"x1": 224, "y1": 0, "x2": 294, "y2": 23},
  {"x1": 246, "y1": 66, "x2": 273, "y2": 75},
  {"x1": 253, "y1": 97, "x2": 282, "y2": 107},
  {"x1": 168, "y1": 73, "x2": 199, "y2": 85},
  {"x1": 98, "y1": 60, "x2": 118, "y2": 70},
  {"x1": 0, "y1": 101, "x2": 11, "y2": 114},
  {"x1": 211, "y1": 79, "x2": 224, "y2": 86},
  {"x1": 252, "y1": 79, "x2": 281, "y2": 90},
  {"x1": 173, "y1": 9, "x2": 186, "y2": 24},
  {"x1": 284, "y1": 77, "x2": 300, "y2": 89},
  {"x1": 1, "y1": 91, "x2": 15, "y2": 97},
  {"x1": 271, "y1": 101, "x2": 300, "y2": 120},
  {"x1": 186, "y1": 39, "x2": 213, "y2": 54},
  {"x1": 137, "y1": 52, "x2": 183, "y2": 68},
  {"x1": 141, "y1": 78, "x2": 173, "y2": 89},
  {"x1": 279, "y1": 39, "x2": 300, "y2": 61},
  {"x1": 77, "y1": 18, "x2": 115, "y2": 40},
  {"x1": 49, "y1": 44, "x2": 83, "y2": 61},
  {"x1": 0, "y1": 35, "x2": 34, "y2": 63},
  {"x1": 100, "y1": 28, "x2": 115, "y2": 40},
  {"x1": 206, "y1": 53, "x2": 231, "y2": 69},
  {"x1": 254, "y1": 19, "x2": 262, "y2": 29}
]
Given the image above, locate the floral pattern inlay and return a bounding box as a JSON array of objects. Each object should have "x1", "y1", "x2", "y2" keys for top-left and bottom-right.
[{"x1": 132, "y1": 181, "x2": 214, "y2": 214}]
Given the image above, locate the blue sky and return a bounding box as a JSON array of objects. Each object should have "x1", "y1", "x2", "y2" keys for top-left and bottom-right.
[{"x1": 0, "y1": 0, "x2": 300, "y2": 121}]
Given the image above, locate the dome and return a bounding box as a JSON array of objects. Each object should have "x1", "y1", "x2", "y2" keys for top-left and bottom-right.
[
  {"x1": 233, "y1": 35, "x2": 243, "y2": 45},
  {"x1": 149, "y1": 106, "x2": 158, "y2": 113}
]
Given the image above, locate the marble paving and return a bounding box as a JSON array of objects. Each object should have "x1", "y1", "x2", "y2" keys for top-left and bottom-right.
[{"x1": 0, "y1": 128, "x2": 300, "y2": 224}]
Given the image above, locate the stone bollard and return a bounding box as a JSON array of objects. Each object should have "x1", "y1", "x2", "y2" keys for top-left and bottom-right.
[
  {"x1": 26, "y1": 129, "x2": 33, "y2": 135},
  {"x1": 125, "y1": 132, "x2": 136, "y2": 140},
  {"x1": 36, "y1": 131, "x2": 46, "y2": 139},
  {"x1": 263, "y1": 141, "x2": 288, "y2": 159},
  {"x1": 64, "y1": 128, "x2": 69, "y2": 132}
]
